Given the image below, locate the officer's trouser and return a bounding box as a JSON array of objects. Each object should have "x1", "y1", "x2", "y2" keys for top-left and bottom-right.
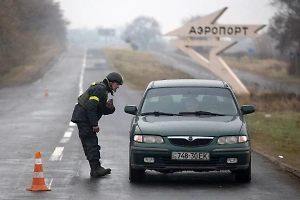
[{"x1": 77, "y1": 123, "x2": 101, "y2": 164}]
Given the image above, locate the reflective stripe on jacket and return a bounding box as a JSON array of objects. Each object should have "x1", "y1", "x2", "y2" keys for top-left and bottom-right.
[{"x1": 71, "y1": 80, "x2": 115, "y2": 125}]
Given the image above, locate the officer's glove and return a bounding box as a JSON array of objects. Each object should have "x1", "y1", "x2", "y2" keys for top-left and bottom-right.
[
  {"x1": 106, "y1": 99, "x2": 114, "y2": 109},
  {"x1": 93, "y1": 126, "x2": 100, "y2": 133}
]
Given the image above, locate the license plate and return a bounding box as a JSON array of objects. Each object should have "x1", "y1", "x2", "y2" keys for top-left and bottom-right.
[{"x1": 171, "y1": 152, "x2": 210, "y2": 160}]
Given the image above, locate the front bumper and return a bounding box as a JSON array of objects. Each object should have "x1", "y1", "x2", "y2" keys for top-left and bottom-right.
[{"x1": 130, "y1": 146, "x2": 251, "y2": 172}]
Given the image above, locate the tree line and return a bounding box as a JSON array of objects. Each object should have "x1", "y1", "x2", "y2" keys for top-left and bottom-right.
[
  {"x1": 0, "y1": 0, "x2": 67, "y2": 75},
  {"x1": 268, "y1": 0, "x2": 300, "y2": 75}
]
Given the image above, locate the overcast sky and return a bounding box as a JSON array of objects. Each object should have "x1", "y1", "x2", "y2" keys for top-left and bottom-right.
[{"x1": 56, "y1": 0, "x2": 277, "y2": 34}]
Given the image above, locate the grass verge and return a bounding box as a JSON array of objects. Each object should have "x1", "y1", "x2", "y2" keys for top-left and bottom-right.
[
  {"x1": 103, "y1": 48, "x2": 193, "y2": 91},
  {"x1": 246, "y1": 112, "x2": 300, "y2": 168},
  {"x1": 0, "y1": 45, "x2": 63, "y2": 88},
  {"x1": 223, "y1": 54, "x2": 300, "y2": 83},
  {"x1": 104, "y1": 47, "x2": 300, "y2": 170}
]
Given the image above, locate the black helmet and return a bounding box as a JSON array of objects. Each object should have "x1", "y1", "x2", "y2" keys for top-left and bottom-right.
[{"x1": 106, "y1": 72, "x2": 123, "y2": 85}]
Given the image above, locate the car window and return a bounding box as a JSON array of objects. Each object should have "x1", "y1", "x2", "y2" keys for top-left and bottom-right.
[
  {"x1": 141, "y1": 95, "x2": 176, "y2": 113},
  {"x1": 140, "y1": 87, "x2": 238, "y2": 115}
]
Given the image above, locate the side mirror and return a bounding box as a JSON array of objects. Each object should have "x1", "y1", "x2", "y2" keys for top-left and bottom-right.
[
  {"x1": 124, "y1": 105, "x2": 138, "y2": 115},
  {"x1": 241, "y1": 105, "x2": 255, "y2": 115}
]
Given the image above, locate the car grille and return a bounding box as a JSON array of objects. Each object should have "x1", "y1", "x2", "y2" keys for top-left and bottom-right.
[{"x1": 168, "y1": 136, "x2": 213, "y2": 147}]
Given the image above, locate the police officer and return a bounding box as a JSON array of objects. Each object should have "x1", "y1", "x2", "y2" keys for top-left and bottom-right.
[{"x1": 71, "y1": 72, "x2": 123, "y2": 177}]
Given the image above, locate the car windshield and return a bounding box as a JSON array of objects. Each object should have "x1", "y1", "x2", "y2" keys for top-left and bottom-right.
[{"x1": 140, "y1": 87, "x2": 238, "y2": 116}]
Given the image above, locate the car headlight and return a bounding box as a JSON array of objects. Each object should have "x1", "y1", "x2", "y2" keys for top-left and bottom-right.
[
  {"x1": 217, "y1": 136, "x2": 247, "y2": 145},
  {"x1": 134, "y1": 135, "x2": 164, "y2": 144}
]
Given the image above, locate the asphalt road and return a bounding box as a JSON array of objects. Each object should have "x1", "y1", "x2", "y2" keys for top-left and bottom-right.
[{"x1": 0, "y1": 48, "x2": 299, "y2": 200}]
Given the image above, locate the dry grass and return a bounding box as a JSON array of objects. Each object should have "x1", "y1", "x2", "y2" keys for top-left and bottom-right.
[
  {"x1": 103, "y1": 48, "x2": 193, "y2": 91},
  {"x1": 246, "y1": 111, "x2": 300, "y2": 168},
  {"x1": 240, "y1": 92, "x2": 300, "y2": 169},
  {"x1": 223, "y1": 55, "x2": 300, "y2": 83},
  {"x1": 223, "y1": 55, "x2": 287, "y2": 75},
  {"x1": 0, "y1": 46, "x2": 63, "y2": 88},
  {"x1": 237, "y1": 92, "x2": 300, "y2": 112},
  {"x1": 251, "y1": 93, "x2": 300, "y2": 112}
]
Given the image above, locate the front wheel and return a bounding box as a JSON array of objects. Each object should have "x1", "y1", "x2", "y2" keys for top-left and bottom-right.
[
  {"x1": 235, "y1": 160, "x2": 251, "y2": 183},
  {"x1": 129, "y1": 165, "x2": 145, "y2": 182}
]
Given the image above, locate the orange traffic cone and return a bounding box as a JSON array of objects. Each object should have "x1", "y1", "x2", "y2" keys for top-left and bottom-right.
[
  {"x1": 26, "y1": 152, "x2": 51, "y2": 191},
  {"x1": 44, "y1": 86, "x2": 49, "y2": 97}
]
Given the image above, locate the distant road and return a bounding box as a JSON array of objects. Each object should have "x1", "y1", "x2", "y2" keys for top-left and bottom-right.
[{"x1": 150, "y1": 51, "x2": 300, "y2": 94}]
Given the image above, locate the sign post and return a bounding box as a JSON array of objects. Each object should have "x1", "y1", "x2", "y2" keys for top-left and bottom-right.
[
  {"x1": 98, "y1": 28, "x2": 116, "y2": 46},
  {"x1": 165, "y1": 7, "x2": 265, "y2": 95}
]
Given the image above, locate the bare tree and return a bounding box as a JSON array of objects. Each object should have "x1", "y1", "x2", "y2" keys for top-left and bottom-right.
[
  {"x1": 268, "y1": 0, "x2": 300, "y2": 75},
  {"x1": 0, "y1": 0, "x2": 67, "y2": 75},
  {"x1": 253, "y1": 32, "x2": 277, "y2": 59},
  {"x1": 121, "y1": 16, "x2": 163, "y2": 50}
]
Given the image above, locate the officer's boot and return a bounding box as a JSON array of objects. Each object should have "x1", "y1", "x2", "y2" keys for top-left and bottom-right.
[{"x1": 89, "y1": 160, "x2": 111, "y2": 177}]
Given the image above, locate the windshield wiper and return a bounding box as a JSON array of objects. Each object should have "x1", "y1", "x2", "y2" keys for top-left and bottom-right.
[
  {"x1": 141, "y1": 111, "x2": 182, "y2": 116},
  {"x1": 179, "y1": 110, "x2": 225, "y2": 116}
]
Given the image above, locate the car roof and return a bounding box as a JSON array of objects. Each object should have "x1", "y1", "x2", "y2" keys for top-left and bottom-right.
[{"x1": 147, "y1": 79, "x2": 229, "y2": 89}]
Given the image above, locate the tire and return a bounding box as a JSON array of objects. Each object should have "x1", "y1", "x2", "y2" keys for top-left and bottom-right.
[
  {"x1": 235, "y1": 160, "x2": 251, "y2": 183},
  {"x1": 129, "y1": 165, "x2": 145, "y2": 182}
]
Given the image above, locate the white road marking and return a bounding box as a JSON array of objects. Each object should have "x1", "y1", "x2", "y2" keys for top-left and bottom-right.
[
  {"x1": 69, "y1": 121, "x2": 76, "y2": 127},
  {"x1": 49, "y1": 147, "x2": 64, "y2": 161},
  {"x1": 64, "y1": 131, "x2": 72, "y2": 137},
  {"x1": 60, "y1": 138, "x2": 69, "y2": 143},
  {"x1": 60, "y1": 131, "x2": 72, "y2": 143},
  {"x1": 67, "y1": 127, "x2": 74, "y2": 132},
  {"x1": 96, "y1": 58, "x2": 106, "y2": 64},
  {"x1": 79, "y1": 49, "x2": 86, "y2": 96},
  {"x1": 46, "y1": 178, "x2": 53, "y2": 190},
  {"x1": 47, "y1": 50, "x2": 86, "y2": 185}
]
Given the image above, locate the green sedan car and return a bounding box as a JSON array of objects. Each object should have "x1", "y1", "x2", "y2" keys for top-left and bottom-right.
[{"x1": 124, "y1": 79, "x2": 255, "y2": 183}]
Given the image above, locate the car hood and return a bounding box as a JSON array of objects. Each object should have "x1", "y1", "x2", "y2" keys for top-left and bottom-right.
[{"x1": 136, "y1": 115, "x2": 243, "y2": 136}]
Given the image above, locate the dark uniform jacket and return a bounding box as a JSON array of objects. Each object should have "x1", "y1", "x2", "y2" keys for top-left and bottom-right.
[{"x1": 71, "y1": 79, "x2": 115, "y2": 126}]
